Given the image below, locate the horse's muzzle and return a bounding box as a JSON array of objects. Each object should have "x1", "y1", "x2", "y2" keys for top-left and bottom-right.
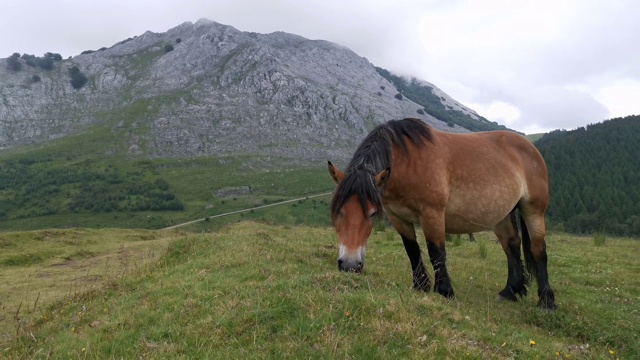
[{"x1": 338, "y1": 258, "x2": 364, "y2": 273}]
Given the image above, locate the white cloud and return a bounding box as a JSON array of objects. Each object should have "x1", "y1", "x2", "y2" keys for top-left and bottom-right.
[
  {"x1": 598, "y1": 79, "x2": 640, "y2": 118},
  {"x1": 466, "y1": 101, "x2": 521, "y2": 126}
]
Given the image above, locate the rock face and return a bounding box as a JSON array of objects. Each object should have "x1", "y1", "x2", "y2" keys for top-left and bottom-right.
[{"x1": 0, "y1": 19, "x2": 478, "y2": 162}]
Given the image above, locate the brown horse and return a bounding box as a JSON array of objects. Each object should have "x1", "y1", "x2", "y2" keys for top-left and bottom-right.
[{"x1": 328, "y1": 118, "x2": 556, "y2": 310}]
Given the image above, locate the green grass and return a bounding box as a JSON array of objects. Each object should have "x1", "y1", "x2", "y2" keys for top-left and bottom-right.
[
  {"x1": 527, "y1": 133, "x2": 545, "y2": 142},
  {"x1": 2, "y1": 224, "x2": 638, "y2": 359},
  {"x1": 0, "y1": 138, "x2": 333, "y2": 231}
]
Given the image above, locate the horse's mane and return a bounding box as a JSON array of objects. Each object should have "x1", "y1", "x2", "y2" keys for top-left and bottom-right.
[{"x1": 330, "y1": 118, "x2": 433, "y2": 220}]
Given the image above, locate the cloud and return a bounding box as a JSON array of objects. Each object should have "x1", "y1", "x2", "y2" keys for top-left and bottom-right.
[
  {"x1": 466, "y1": 101, "x2": 521, "y2": 127},
  {"x1": 1, "y1": 0, "x2": 638, "y2": 134},
  {"x1": 598, "y1": 79, "x2": 640, "y2": 118}
]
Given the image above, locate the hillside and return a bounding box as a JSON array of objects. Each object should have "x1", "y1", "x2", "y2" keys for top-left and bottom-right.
[
  {"x1": 2, "y1": 223, "x2": 639, "y2": 358},
  {"x1": 0, "y1": 19, "x2": 507, "y2": 231},
  {"x1": 535, "y1": 115, "x2": 640, "y2": 236},
  {"x1": 0, "y1": 19, "x2": 494, "y2": 162}
]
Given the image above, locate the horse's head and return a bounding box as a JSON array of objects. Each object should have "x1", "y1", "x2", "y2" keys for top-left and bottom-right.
[{"x1": 328, "y1": 161, "x2": 389, "y2": 273}]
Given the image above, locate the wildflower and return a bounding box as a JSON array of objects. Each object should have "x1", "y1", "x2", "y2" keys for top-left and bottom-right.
[
  {"x1": 555, "y1": 352, "x2": 560, "y2": 358},
  {"x1": 82, "y1": 348, "x2": 86, "y2": 352},
  {"x1": 530, "y1": 339, "x2": 536, "y2": 346},
  {"x1": 609, "y1": 350, "x2": 615, "y2": 356},
  {"x1": 345, "y1": 311, "x2": 351, "y2": 318},
  {"x1": 565, "y1": 354, "x2": 570, "y2": 359}
]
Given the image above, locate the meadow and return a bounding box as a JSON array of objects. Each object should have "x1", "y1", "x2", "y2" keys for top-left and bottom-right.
[{"x1": 1, "y1": 222, "x2": 638, "y2": 359}]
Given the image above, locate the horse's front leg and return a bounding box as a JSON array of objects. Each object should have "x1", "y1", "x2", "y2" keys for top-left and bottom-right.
[
  {"x1": 401, "y1": 234, "x2": 430, "y2": 292},
  {"x1": 388, "y1": 215, "x2": 430, "y2": 292},
  {"x1": 426, "y1": 241, "x2": 454, "y2": 298},
  {"x1": 421, "y1": 216, "x2": 454, "y2": 298}
]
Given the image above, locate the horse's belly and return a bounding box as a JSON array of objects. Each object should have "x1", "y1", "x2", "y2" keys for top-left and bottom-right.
[{"x1": 444, "y1": 187, "x2": 520, "y2": 233}]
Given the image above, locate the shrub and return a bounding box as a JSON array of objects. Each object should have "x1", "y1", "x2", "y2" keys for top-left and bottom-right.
[
  {"x1": 44, "y1": 52, "x2": 62, "y2": 61},
  {"x1": 69, "y1": 66, "x2": 88, "y2": 89},
  {"x1": 447, "y1": 121, "x2": 455, "y2": 127},
  {"x1": 32, "y1": 75, "x2": 41, "y2": 82},
  {"x1": 394, "y1": 93, "x2": 403, "y2": 100},
  {"x1": 417, "y1": 109, "x2": 425, "y2": 115},
  {"x1": 164, "y1": 44, "x2": 174, "y2": 53},
  {"x1": 37, "y1": 56, "x2": 54, "y2": 70},
  {"x1": 22, "y1": 54, "x2": 37, "y2": 67},
  {"x1": 176, "y1": 38, "x2": 182, "y2": 43},
  {"x1": 7, "y1": 53, "x2": 21, "y2": 71}
]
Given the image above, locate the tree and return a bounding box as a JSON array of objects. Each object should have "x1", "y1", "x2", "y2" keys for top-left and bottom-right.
[
  {"x1": 7, "y1": 53, "x2": 21, "y2": 71},
  {"x1": 69, "y1": 66, "x2": 88, "y2": 89},
  {"x1": 164, "y1": 44, "x2": 174, "y2": 53},
  {"x1": 37, "y1": 56, "x2": 54, "y2": 70}
]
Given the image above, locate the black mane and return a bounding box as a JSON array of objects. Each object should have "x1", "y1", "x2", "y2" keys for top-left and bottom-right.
[{"x1": 330, "y1": 118, "x2": 433, "y2": 219}]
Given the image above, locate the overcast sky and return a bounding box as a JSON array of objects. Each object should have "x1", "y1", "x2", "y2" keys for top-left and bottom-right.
[{"x1": 2, "y1": 0, "x2": 639, "y2": 134}]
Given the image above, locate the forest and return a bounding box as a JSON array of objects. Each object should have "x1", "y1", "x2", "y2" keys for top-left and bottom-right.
[
  {"x1": 0, "y1": 158, "x2": 183, "y2": 220},
  {"x1": 536, "y1": 115, "x2": 640, "y2": 236}
]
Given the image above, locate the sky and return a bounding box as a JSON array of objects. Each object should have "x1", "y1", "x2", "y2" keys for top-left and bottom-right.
[{"x1": 2, "y1": 0, "x2": 639, "y2": 134}]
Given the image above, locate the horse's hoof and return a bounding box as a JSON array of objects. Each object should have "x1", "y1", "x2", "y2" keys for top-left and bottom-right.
[
  {"x1": 537, "y1": 300, "x2": 558, "y2": 312},
  {"x1": 413, "y1": 282, "x2": 430, "y2": 293},
  {"x1": 436, "y1": 286, "x2": 455, "y2": 299}
]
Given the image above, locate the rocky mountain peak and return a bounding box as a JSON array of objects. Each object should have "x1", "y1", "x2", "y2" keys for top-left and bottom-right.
[{"x1": 1, "y1": 19, "x2": 483, "y2": 162}]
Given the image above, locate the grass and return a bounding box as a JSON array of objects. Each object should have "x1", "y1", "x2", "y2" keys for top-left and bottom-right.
[
  {"x1": 0, "y1": 228, "x2": 178, "y2": 346},
  {"x1": 1, "y1": 223, "x2": 638, "y2": 359},
  {"x1": 593, "y1": 232, "x2": 607, "y2": 246}
]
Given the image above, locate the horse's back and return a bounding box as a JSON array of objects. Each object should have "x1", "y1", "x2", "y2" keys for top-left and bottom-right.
[{"x1": 384, "y1": 129, "x2": 546, "y2": 233}]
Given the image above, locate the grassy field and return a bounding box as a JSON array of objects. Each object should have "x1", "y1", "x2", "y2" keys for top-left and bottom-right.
[{"x1": 1, "y1": 222, "x2": 638, "y2": 359}]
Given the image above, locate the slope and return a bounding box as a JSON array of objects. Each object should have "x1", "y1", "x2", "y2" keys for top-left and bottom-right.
[
  {"x1": 535, "y1": 115, "x2": 640, "y2": 236},
  {"x1": 3, "y1": 223, "x2": 639, "y2": 358}
]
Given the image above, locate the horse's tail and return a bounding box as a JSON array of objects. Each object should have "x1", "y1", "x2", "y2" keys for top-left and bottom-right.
[{"x1": 519, "y1": 211, "x2": 537, "y2": 282}]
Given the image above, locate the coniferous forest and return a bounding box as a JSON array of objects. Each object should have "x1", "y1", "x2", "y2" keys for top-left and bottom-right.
[{"x1": 535, "y1": 115, "x2": 640, "y2": 236}]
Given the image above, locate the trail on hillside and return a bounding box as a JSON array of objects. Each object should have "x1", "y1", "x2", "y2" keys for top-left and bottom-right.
[{"x1": 161, "y1": 192, "x2": 333, "y2": 230}]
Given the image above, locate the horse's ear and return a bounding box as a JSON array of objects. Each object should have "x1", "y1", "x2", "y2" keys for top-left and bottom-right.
[
  {"x1": 374, "y1": 167, "x2": 391, "y2": 187},
  {"x1": 328, "y1": 161, "x2": 345, "y2": 184}
]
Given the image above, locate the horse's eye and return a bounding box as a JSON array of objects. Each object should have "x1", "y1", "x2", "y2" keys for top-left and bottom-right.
[{"x1": 368, "y1": 210, "x2": 378, "y2": 218}]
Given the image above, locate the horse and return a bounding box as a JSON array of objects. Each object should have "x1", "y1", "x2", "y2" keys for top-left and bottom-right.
[{"x1": 327, "y1": 118, "x2": 556, "y2": 310}]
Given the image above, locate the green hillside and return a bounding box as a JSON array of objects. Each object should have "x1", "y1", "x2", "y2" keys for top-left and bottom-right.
[
  {"x1": 0, "y1": 128, "x2": 332, "y2": 231},
  {"x1": 3, "y1": 223, "x2": 639, "y2": 358},
  {"x1": 535, "y1": 115, "x2": 640, "y2": 236},
  {"x1": 375, "y1": 67, "x2": 510, "y2": 132}
]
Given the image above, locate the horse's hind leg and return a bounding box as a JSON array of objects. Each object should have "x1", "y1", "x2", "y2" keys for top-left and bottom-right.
[
  {"x1": 520, "y1": 209, "x2": 557, "y2": 310},
  {"x1": 494, "y1": 210, "x2": 528, "y2": 301}
]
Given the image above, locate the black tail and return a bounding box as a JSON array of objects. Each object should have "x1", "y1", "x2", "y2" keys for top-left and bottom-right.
[{"x1": 520, "y1": 212, "x2": 537, "y2": 282}]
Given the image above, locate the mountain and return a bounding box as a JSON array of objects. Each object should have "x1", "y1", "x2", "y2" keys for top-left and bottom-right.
[
  {"x1": 0, "y1": 19, "x2": 500, "y2": 163},
  {"x1": 535, "y1": 115, "x2": 640, "y2": 236}
]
